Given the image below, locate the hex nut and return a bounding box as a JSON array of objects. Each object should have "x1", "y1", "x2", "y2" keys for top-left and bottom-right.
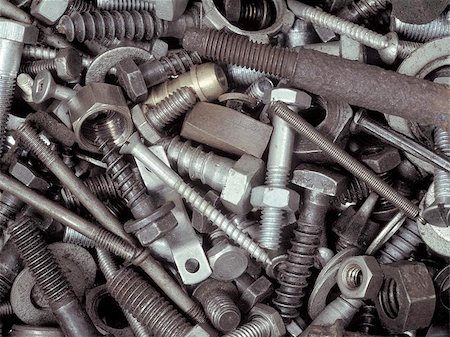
[
  {"x1": 376, "y1": 261, "x2": 436, "y2": 333},
  {"x1": 30, "y1": 0, "x2": 69, "y2": 25},
  {"x1": 67, "y1": 83, "x2": 133, "y2": 152},
  {"x1": 185, "y1": 324, "x2": 219, "y2": 337},
  {"x1": 221, "y1": 154, "x2": 265, "y2": 214},
  {"x1": 266, "y1": 87, "x2": 312, "y2": 109},
  {"x1": 238, "y1": 276, "x2": 273, "y2": 313},
  {"x1": 131, "y1": 105, "x2": 163, "y2": 144},
  {"x1": 251, "y1": 186, "x2": 300, "y2": 211},
  {"x1": 116, "y1": 59, "x2": 148, "y2": 103},
  {"x1": 291, "y1": 164, "x2": 347, "y2": 197},
  {"x1": 0, "y1": 18, "x2": 38, "y2": 44},
  {"x1": 249, "y1": 304, "x2": 286, "y2": 337},
  {"x1": 359, "y1": 145, "x2": 401, "y2": 173},
  {"x1": 9, "y1": 161, "x2": 49, "y2": 191},
  {"x1": 207, "y1": 242, "x2": 248, "y2": 281},
  {"x1": 54, "y1": 48, "x2": 82, "y2": 82},
  {"x1": 337, "y1": 255, "x2": 384, "y2": 300}
]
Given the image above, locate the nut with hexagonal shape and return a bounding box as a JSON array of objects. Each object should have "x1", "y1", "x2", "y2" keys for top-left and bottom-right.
[
  {"x1": 9, "y1": 161, "x2": 50, "y2": 191},
  {"x1": 251, "y1": 186, "x2": 300, "y2": 211},
  {"x1": 376, "y1": 261, "x2": 436, "y2": 333},
  {"x1": 359, "y1": 145, "x2": 401, "y2": 174},
  {"x1": 31, "y1": 0, "x2": 69, "y2": 24},
  {"x1": 207, "y1": 241, "x2": 248, "y2": 281},
  {"x1": 54, "y1": 48, "x2": 82, "y2": 83},
  {"x1": 185, "y1": 323, "x2": 218, "y2": 337},
  {"x1": 266, "y1": 87, "x2": 312, "y2": 109},
  {"x1": 235, "y1": 274, "x2": 273, "y2": 313},
  {"x1": 131, "y1": 105, "x2": 164, "y2": 145},
  {"x1": 221, "y1": 154, "x2": 265, "y2": 215},
  {"x1": 116, "y1": 58, "x2": 148, "y2": 103},
  {"x1": 248, "y1": 304, "x2": 286, "y2": 337},
  {"x1": 337, "y1": 255, "x2": 384, "y2": 300}
]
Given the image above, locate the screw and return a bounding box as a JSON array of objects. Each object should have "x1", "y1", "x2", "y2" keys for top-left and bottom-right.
[
  {"x1": 244, "y1": 77, "x2": 274, "y2": 107},
  {"x1": 0, "y1": 301, "x2": 13, "y2": 317},
  {"x1": 0, "y1": 193, "x2": 24, "y2": 230},
  {"x1": 63, "y1": 226, "x2": 95, "y2": 248},
  {"x1": 227, "y1": 65, "x2": 267, "y2": 87},
  {"x1": 8, "y1": 215, "x2": 102, "y2": 337},
  {"x1": 96, "y1": 248, "x2": 151, "y2": 337},
  {"x1": 23, "y1": 45, "x2": 93, "y2": 68},
  {"x1": 193, "y1": 279, "x2": 241, "y2": 332},
  {"x1": 121, "y1": 132, "x2": 271, "y2": 266},
  {"x1": 338, "y1": 0, "x2": 388, "y2": 23},
  {"x1": 391, "y1": 13, "x2": 450, "y2": 42},
  {"x1": 31, "y1": 70, "x2": 76, "y2": 104},
  {"x1": 0, "y1": 0, "x2": 32, "y2": 23}
]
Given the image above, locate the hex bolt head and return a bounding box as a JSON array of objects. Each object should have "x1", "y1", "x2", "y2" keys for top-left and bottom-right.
[{"x1": 207, "y1": 241, "x2": 248, "y2": 281}]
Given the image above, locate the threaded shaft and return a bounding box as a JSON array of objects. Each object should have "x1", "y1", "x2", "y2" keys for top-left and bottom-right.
[
  {"x1": 67, "y1": 0, "x2": 96, "y2": 14},
  {"x1": 0, "y1": 76, "x2": 15, "y2": 156},
  {"x1": 0, "y1": 193, "x2": 23, "y2": 230},
  {"x1": 223, "y1": 316, "x2": 270, "y2": 337},
  {"x1": 271, "y1": 102, "x2": 420, "y2": 219},
  {"x1": 227, "y1": 65, "x2": 267, "y2": 87},
  {"x1": 338, "y1": 177, "x2": 370, "y2": 204},
  {"x1": 397, "y1": 41, "x2": 422, "y2": 59},
  {"x1": 146, "y1": 87, "x2": 197, "y2": 130},
  {"x1": 244, "y1": 77, "x2": 273, "y2": 105},
  {"x1": 107, "y1": 268, "x2": 192, "y2": 337},
  {"x1": 96, "y1": 0, "x2": 154, "y2": 11},
  {"x1": 99, "y1": 141, "x2": 155, "y2": 219},
  {"x1": 0, "y1": 301, "x2": 13, "y2": 316},
  {"x1": 338, "y1": 0, "x2": 388, "y2": 22},
  {"x1": 434, "y1": 128, "x2": 450, "y2": 203},
  {"x1": 274, "y1": 221, "x2": 321, "y2": 320},
  {"x1": 61, "y1": 174, "x2": 118, "y2": 209},
  {"x1": 391, "y1": 14, "x2": 450, "y2": 42},
  {"x1": 378, "y1": 219, "x2": 422, "y2": 264},
  {"x1": 357, "y1": 304, "x2": 379, "y2": 334},
  {"x1": 57, "y1": 10, "x2": 166, "y2": 42},
  {"x1": 63, "y1": 227, "x2": 95, "y2": 248},
  {"x1": 20, "y1": 59, "x2": 56, "y2": 76},
  {"x1": 202, "y1": 292, "x2": 241, "y2": 332},
  {"x1": 159, "y1": 50, "x2": 202, "y2": 77},
  {"x1": 22, "y1": 46, "x2": 57, "y2": 60},
  {"x1": 16, "y1": 123, "x2": 59, "y2": 166}
]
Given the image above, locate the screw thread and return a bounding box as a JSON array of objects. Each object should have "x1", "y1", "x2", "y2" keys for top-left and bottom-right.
[
  {"x1": 434, "y1": 128, "x2": 450, "y2": 202},
  {"x1": 378, "y1": 219, "x2": 422, "y2": 264},
  {"x1": 99, "y1": 141, "x2": 155, "y2": 218},
  {"x1": 160, "y1": 50, "x2": 202, "y2": 77},
  {"x1": 0, "y1": 301, "x2": 13, "y2": 316},
  {"x1": 338, "y1": 0, "x2": 388, "y2": 22},
  {"x1": 244, "y1": 77, "x2": 273, "y2": 105},
  {"x1": 274, "y1": 221, "x2": 321, "y2": 320},
  {"x1": 146, "y1": 87, "x2": 197, "y2": 130},
  {"x1": 61, "y1": 174, "x2": 118, "y2": 209},
  {"x1": 0, "y1": 193, "x2": 23, "y2": 229},
  {"x1": 391, "y1": 14, "x2": 450, "y2": 42},
  {"x1": 63, "y1": 227, "x2": 95, "y2": 248},
  {"x1": 22, "y1": 46, "x2": 57, "y2": 60},
  {"x1": 338, "y1": 177, "x2": 370, "y2": 204},
  {"x1": 357, "y1": 304, "x2": 379, "y2": 334},
  {"x1": 16, "y1": 123, "x2": 58, "y2": 166},
  {"x1": 397, "y1": 40, "x2": 422, "y2": 59},
  {"x1": 227, "y1": 65, "x2": 267, "y2": 87},
  {"x1": 202, "y1": 292, "x2": 241, "y2": 332},
  {"x1": 107, "y1": 267, "x2": 192, "y2": 337},
  {"x1": 67, "y1": 0, "x2": 96, "y2": 14},
  {"x1": 8, "y1": 217, "x2": 73, "y2": 305},
  {"x1": 96, "y1": 0, "x2": 154, "y2": 11},
  {"x1": 91, "y1": 224, "x2": 137, "y2": 260},
  {"x1": 19, "y1": 59, "x2": 56, "y2": 76},
  {"x1": 57, "y1": 10, "x2": 166, "y2": 42},
  {"x1": 223, "y1": 316, "x2": 270, "y2": 337},
  {"x1": 173, "y1": 180, "x2": 271, "y2": 265},
  {"x1": 0, "y1": 76, "x2": 15, "y2": 156}
]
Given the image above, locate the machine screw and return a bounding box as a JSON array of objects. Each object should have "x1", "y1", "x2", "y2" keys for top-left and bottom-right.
[
  {"x1": 121, "y1": 132, "x2": 271, "y2": 266},
  {"x1": 0, "y1": 193, "x2": 24, "y2": 230},
  {"x1": 338, "y1": 0, "x2": 388, "y2": 23},
  {"x1": 8, "y1": 215, "x2": 102, "y2": 337},
  {"x1": 391, "y1": 13, "x2": 450, "y2": 42},
  {"x1": 193, "y1": 279, "x2": 241, "y2": 332}
]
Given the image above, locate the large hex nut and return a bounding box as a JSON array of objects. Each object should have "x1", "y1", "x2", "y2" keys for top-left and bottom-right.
[
  {"x1": 0, "y1": 19, "x2": 38, "y2": 44},
  {"x1": 291, "y1": 163, "x2": 347, "y2": 197},
  {"x1": 67, "y1": 83, "x2": 133, "y2": 153},
  {"x1": 30, "y1": 0, "x2": 69, "y2": 25},
  {"x1": 221, "y1": 154, "x2": 265, "y2": 214},
  {"x1": 251, "y1": 186, "x2": 300, "y2": 211},
  {"x1": 54, "y1": 48, "x2": 82, "y2": 83},
  {"x1": 249, "y1": 304, "x2": 285, "y2": 337},
  {"x1": 116, "y1": 58, "x2": 148, "y2": 103},
  {"x1": 131, "y1": 105, "x2": 164, "y2": 144},
  {"x1": 266, "y1": 87, "x2": 312, "y2": 109},
  {"x1": 376, "y1": 261, "x2": 436, "y2": 333},
  {"x1": 337, "y1": 256, "x2": 384, "y2": 300},
  {"x1": 359, "y1": 145, "x2": 401, "y2": 173},
  {"x1": 238, "y1": 276, "x2": 273, "y2": 313},
  {"x1": 207, "y1": 242, "x2": 248, "y2": 281}
]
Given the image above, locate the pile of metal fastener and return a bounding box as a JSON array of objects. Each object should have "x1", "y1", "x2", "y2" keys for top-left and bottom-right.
[{"x1": 0, "y1": 0, "x2": 449, "y2": 336}]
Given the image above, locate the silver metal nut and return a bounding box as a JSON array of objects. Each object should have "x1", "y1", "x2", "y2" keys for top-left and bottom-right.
[
  {"x1": 0, "y1": 18, "x2": 38, "y2": 44},
  {"x1": 267, "y1": 87, "x2": 312, "y2": 109},
  {"x1": 238, "y1": 276, "x2": 273, "y2": 313},
  {"x1": 251, "y1": 186, "x2": 300, "y2": 211},
  {"x1": 9, "y1": 161, "x2": 49, "y2": 191},
  {"x1": 55, "y1": 48, "x2": 82, "y2": 82},
  {"x1": 291, "y1": 163, "x2": 347, "y2": 197},
  {"x1": 131, "y1": 105, "x2": 164, "y2": 144},
  {"x1": 116, "y1": 58, "x2": 147, "y2": 103},
  {"x1": 249, "y1": 304, "x2": 286, "y2": 337},
  {"x1": 185, "y1": 323, "x2": 219, "y2": 337},
  {"x1": 221, "y1": 154, "x2": 265, "y2": 214},
  {"x1": 359, "y1": 145, "x2": 402, "y2": 173},
  {"x1": 207, "y1": 242, "x2": 248, "y2": 281},
  {"x1": 337, "y1": 255, "x2": 384, "y2": 300},
  {"x1": 30, "y1": 0, "x2": 69, "y2": 25}
]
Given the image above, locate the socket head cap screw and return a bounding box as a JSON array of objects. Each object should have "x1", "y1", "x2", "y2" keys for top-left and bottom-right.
[
  {"x1": 249, "y1": 304, "x2": 286, "y2": 337},
  {"x1": 0, "y1": 19, "x2": 38, "y2": 44}
]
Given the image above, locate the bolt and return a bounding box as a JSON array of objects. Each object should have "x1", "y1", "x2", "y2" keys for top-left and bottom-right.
[
  {"x1": 338, "y1": 0, "x2": 388, "y2": 23},
  {"x1": 0, "y1": 19, "x2": 38, "y2": 156},
  {"x1": 244, "y1": 77, "x2": 274, "y2": 108},
  {"x1": 8, "y1": 215, "x2": 102, "y2": 337},
  {"x1": 270, "y1": 101, "x2": 421, "y2": 221},
  {"x1": 391, "y1": 13, "x2": 450, "y2": 42},
  {"x1": 0, "y1": 301, "x2": 13, "y2": 317},
  {"x1": 182, "y1": 29, "x2": 449, "y2": 130},
  {"x1": 22, "y1": 45, "x2": 93, "y2": 68},
  {"x1": 31, "y1": 70, "x2": 76, "y2": 104},
  {"x1": 63, "y1": 227, "x2": 95, "y2": 248},
  {"x1": 193, "y1": 279, "x2": 241, "y2": 332},
  {"x1": 227, "y1": 65, "x2": 267, "y2": 87},
  {"x1": 121, "y1": 132, "x2": 271, "y2": 266},
  {"x1": 0, "y1": 0, "x2": 32, "y2": 23},
  {"x1": 96, "y1": 0, "x2": 154, "y2": 11},
  {"x1": 423, "y1": 127, "x2": 450, "y2": 227},
  {"x1": 234, "y1": 273, "x2": 273, "y2": 313},
  {"x1": 96, "y1": 248, "x2": 151, "y2": 337}
]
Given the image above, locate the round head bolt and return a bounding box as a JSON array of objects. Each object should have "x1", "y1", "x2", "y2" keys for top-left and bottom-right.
[
  {"x1": 251, "y1": 185, "x2": 300, "y2": 212},
  {"x1": 221, "y1": 154, "x2": 265, "y2": 214},
  {"x1": 54, "y1": 48, "x2": 82, "y2": 83},
  {"x1": 207, "y1": 242, "x2": 248, "y2": 281},
  {"x1": 116, "y1": 58, "x2": 148, "y2": 103},
  {"x1": 359, "y1": 145, "x2": 402, "y2": 174},
  {"x1": 30, "y1": 0, "x2": 69, "y2": 25},
  {"x1": 0, "y1": 18, "x2": 38, "y2": 44},
  {"x1": 337, "y1": 255, "x2": 384, "y2": 300},
  {"x1": 249, "y1": 304, "x2": 286, "y2": 337}
]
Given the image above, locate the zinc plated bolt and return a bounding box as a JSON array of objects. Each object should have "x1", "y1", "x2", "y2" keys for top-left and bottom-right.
[
  {"x1": 121, "y1": 132, "x2": 272, "y2": 266},
  {"x1": 31, "y1": 70, "x2": 76, "y2": 104}
]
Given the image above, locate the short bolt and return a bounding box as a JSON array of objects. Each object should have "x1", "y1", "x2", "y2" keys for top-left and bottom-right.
[
  {"x1": 193, "y1": 279, "x2": 241, "y2": 332},
  {"x1": 31, "y1": 70, "x2": 76, "y2": 104},
  {"x1": 8, "y1": 216, "x2": 102, "y2": 337},
  {"x1": 121, "y1": 132, "x2": 271, "y2": 266}
]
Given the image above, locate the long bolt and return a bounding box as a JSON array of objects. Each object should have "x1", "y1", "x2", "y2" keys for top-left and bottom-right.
[
  {"x1": 96, "y1": 248, "x2": 151, "y2": 337},
  {"x1": 121, "y1": 132, "x2": 271, "y2": 266},
  {"x1": 182, "y1": 29, "x2": 450, "y2": 130},
  {"x1": 0, "y1": 171, "x2": 205, "y2": 323},
  {"x1": 0, "y1": 21, "x2": 37, "y2": 156},
  {"x1": 270, "y1": 102, "x2": 421, "y2": 220},
  {"x1": 8, "y1": 216, "x2": 102, "y2": 337}
]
